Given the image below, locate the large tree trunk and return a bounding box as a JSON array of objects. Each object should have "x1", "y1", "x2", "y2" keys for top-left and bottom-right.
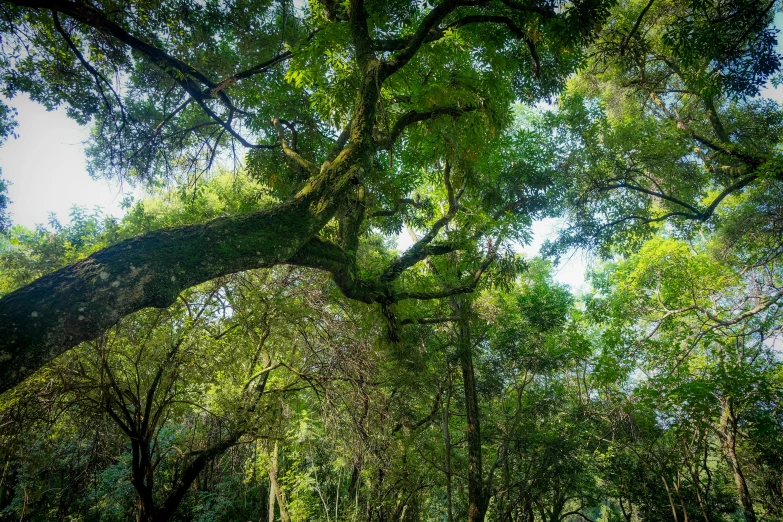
[
  {"x1": 137, "y1": 501, "x2": 158, "y2": 522},
  {"x1": 718, "y1": 400, "x2": 757, "y2": 522},
  {"x1": 0, "y1": 46, "x2": 383, "y2": 396},
  {"x1": 0, "y1": 166, "x2": 362, "y2": 393},
  {"x1": 131, "y1": 438, "x2": 158, "y2": 522}
]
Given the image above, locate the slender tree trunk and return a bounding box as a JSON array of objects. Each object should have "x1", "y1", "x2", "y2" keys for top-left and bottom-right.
[
  {"x1": 268, "y1": 475, "x2": 276, "y2": 522},
  {"x1": 718, "y1": 400, "x2": 756, "y2": 522},
  {"x1": 673, "y1": 471, "x2": 690, "y2": 522},
  {"x1": 442, "y1": 361, "x2": 454, "y2": 522},
  {"x1": 688, "y1": 463, "x2": 711, "y2": 522},
  {"x1": 454, "y1": 298, "x2": 488, "y2": 522},
  {"x1": 662, "y1": 475, "x2": 680, "y2": 522},
  {"x1": 268, "y1": 442, "x2": 291, "y2": 522}
]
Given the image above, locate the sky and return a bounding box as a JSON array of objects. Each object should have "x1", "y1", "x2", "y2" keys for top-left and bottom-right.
[{"x1": 1, "y1": 94, "x2": 131, "y2": 227}]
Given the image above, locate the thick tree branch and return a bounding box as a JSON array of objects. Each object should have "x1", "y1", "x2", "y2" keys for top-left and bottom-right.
[
  {"x1": 0, "y1": 153, "x2": 366, "y2": 393},
  {"x1": 383, "y1": 243, "x2": 464, "y2": 283},
  {"x1": 381, "y1": 0, "x2": 489, "y2": 78},
  {"x1": 377, "y1": 105, "x2": 477, "y2": 149},
  {"x1": 380, "y1": 163, "x2": 461, "y2": 282},
  {"x1": 376, "y1": 13, "x2": 540, "y2": 74}
]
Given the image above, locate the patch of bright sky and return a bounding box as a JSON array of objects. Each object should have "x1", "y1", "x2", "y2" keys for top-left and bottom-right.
[{"x1": 0, "y1": 94, "x2": 132, "y2": 228}]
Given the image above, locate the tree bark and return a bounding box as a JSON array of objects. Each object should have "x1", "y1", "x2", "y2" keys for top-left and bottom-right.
[
  {"x1": 131, "y1": 437, "x2": 157, "y2": 522},
  {"x1": 442, "y1": 367, "x2": 454, "y2": 522},
  {"x1": 454, "y1": 298, "x2": 489, "y2": 522},
  {"x1": 672, "y1": 472, "x2": 690, "y2": 522},
  {"x1": 718, "y1": 400, "x2": 757, "y2": 522},
  {"x1": 0, "y1": 15, "x2": 384, "y2": 394},
  {"x1": 662, "y1": 475, "x2": 680, "y2": 522},
  {"x1": 268, "y1": 476, "x2": 276, "y2": 522},
  {"x1": 268, "y1": 442, "x2": 291, "y2": 522},
  {"x1": 0, "y1": 154, "x2": 364, "y2": 393}
]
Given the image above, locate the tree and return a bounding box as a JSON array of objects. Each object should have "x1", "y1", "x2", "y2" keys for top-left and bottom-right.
[
  {"x1": 538, "y1": 0, "x2": 783, "y2": 260},
  {"x1": 2, "y1": 179, "x2": 782, "y2": 520},
  {"x1": 2, "y1": 0, "x2": 783, "y2": 519},
  {"x1": 0, "y1": 178, "x2": 382, "y2": 521},
  {"x1": 0, "y1": 0, "x2": 605, "y2": 392},
  {"x1": 587, "y1": 233, "x2": 783, "y2": 521}
]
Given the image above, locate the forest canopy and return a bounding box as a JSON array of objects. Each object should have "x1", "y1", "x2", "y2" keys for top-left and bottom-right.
[{"x1": 0, "y1": 0, "x2": 782, "y2": 520}]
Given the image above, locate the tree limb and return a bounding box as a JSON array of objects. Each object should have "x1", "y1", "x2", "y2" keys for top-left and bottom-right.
[
  {"x1": 273, "y1": 117, "x2": 318, "y2": 175},
  {"x1": 0, "y1": 157, "x2": 363, "y2": 393},
  {"x1": 370, "y1": 197, "x2": 425, "y2": 218},
  {"x1": 620, "y1": 0, "x2": 655, "y2": 55},
  {"x1": 381, "y1": 0, "x2": 489, "y2": 77},
  {"x1": 380, "y1": 162, "x2": 461, "y2": 282},
  {"x1": 395, "y1": 251, "x2": 496, "y2": 301},
  {"x1": 377, "y1": 105, "x2": 477, "y2": 149},
  {"x1": 376, "y1": 13, "x2": 540, "y2": 74},
  {"x1": 11, "y1": 0, "x2": 280, "y2": 151}
]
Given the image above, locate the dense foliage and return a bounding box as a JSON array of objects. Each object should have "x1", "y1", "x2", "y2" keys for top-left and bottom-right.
[{"x1": 0, "y1": 0, "x2": 782, "y2": 520}]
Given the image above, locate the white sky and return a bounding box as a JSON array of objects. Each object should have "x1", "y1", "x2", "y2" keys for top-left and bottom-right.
[{"x1": 0, "y1": 94, "x2": 130, "y2": 227}]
